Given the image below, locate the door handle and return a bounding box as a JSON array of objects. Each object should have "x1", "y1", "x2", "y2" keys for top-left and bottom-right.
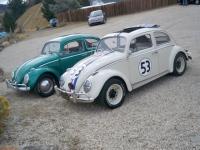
[{"x1": 152, "y1": 50, "x2": 158, "y2": 54}]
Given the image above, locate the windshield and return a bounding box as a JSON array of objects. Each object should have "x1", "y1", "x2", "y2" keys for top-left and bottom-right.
[
  {"x1": 90, "y1": 11, "x2": 102, "y2": 17},
  {"x1": 97, "y1": 36, "x2": 126, "y2": 53},
  {"x1": 42, "y1": 42, "x2": 60, "y2": 54}
]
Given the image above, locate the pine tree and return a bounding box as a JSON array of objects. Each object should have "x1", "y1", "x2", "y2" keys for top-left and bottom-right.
[
  {"x1": 78, "y1": 0, "x2": 90, "y2": 6},
  {"x1": 2, "y1": 0, "x2": 27, "y2": 32},
  {"x1": 41, "y1": 0, "x2": 56, "y2": 21},
  {"x1": 2, "y1": 11, "x2": 16, "y2": 32},
  {"x1": 8, "y1": 0, "x2": 27, "y2": 20}
]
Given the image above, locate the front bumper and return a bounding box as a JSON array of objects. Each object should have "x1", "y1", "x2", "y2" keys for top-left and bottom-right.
[
  {"x1": 54, "y1": 86, "x2": 95, "y2": 103},
  {"x1": 88, "y1": 18, "x2": 104, "y2": 24},
  {"x1": 185, "y1": 50, "x2": 192, "y2": 60},
  {"x1": 6, "y1": 79, "x2": 30, "y2": 92}
]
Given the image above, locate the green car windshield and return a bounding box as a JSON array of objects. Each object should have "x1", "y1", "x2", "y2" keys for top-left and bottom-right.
[
  {"x1": 42, "y1": 42, "x2": 60, "y2": 54},
  {"x1": 97, "y1": 36, "x2": 126, "y2": 53}
]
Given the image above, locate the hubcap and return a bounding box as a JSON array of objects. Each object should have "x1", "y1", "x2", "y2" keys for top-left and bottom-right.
[
  {"x1": 39, "y1": 78, "x2": 53, "y2": 94},
  {"x1": 106, "y1": 84, "x2": 123, "y2": 106},
  {"x1": 176, "y1": 56, "x2": 185, "y2": 73}
]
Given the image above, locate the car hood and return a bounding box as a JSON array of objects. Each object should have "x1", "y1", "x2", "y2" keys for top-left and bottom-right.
[
  {"x1": 14, "y1": 53, "x2": 59, "y2": 83},
  {"x1": 63, "y1": 51, "x2": 125, "y2": 91}
]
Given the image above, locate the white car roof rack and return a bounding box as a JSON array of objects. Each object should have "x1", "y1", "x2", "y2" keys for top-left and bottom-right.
[{"x1": 117, "y1": 24, "x2": 160, "y2": 33}]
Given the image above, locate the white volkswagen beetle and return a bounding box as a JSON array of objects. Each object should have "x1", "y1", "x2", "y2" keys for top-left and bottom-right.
[{"x1": 55, "y1": 24, "x2": 192, "y2": 109}]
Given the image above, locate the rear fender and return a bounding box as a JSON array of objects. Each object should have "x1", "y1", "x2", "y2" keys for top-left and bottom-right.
[{"x1": 169, "y1": 46, "x2": 187, "y2": 72}]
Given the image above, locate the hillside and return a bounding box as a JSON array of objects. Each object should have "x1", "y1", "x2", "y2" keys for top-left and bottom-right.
[{"x1": 16, "y1": 3, "x2": 49, "y2": 32}]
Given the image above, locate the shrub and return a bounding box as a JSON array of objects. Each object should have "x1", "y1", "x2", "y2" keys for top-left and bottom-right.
[
  {"x1": 42, "y1": 0, "x2": 81, "y2": 21},
  {"x1": 50, "y1": 0, "x2": 81, "y2": 14},
  {"x1": 3, "y1": 0, "x2": 27, "y2": 32},
  {"x1": 0, "y1": 96, "x2": 10, "y2": 134},
  {"x1": 2, "y1": 11, "x2": 16, "y2": 32},
  {"x1": 78, "y1": 0, "x2": 90, "y2": 7},
  {"x1": 41, "y1": 0, "x2": 56, "y2": 21}
]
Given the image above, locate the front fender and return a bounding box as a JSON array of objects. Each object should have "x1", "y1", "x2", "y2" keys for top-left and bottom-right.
[
  {"x1": 169, "y1": 46, "x2": 187, "y2": 72},
  {"x1": 27, "y1": 68, "x2": 60, "y2": 90},
  {"x1": 80, "y1": 69, "x2": 132, "y2": 100}
]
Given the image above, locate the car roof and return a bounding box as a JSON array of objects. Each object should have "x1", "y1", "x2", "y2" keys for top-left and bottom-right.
[
  {"x1": 103, "y1": 24, "x2": 164, "y2": 38},
  {"x1": 49, "y1": 34, "x2": 99, "y2": 43}
]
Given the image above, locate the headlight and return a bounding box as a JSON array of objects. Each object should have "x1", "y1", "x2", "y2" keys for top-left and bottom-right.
[
  {"x1": 11, "y1": 71, "x2": 15, "y2": 79},
  {"x1": 23, "y1": 74, "x2": 29, "y2": 84},
  {"x1": 59, "y1": 76, "x2": 65, "y2": 87},
  {"x1": 83, "y1": 80, "x2": 92, "y2": 93}
]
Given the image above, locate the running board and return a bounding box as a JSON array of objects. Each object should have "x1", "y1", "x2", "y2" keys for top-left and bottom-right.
[{"x1": 132, "y1": 71, "x2": 169, "y2": 90}]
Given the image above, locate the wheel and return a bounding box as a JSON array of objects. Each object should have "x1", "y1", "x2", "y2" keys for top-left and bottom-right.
[
  {"x1": 103, "y1": 18, "x2": 106, "y2": 24},
  {"x1": 173, "y1": 53, "x2": 187, "y2": 76},
  {"x1": 195, "y1": 0, "x2": 200, "y2": 4},
  {"x1": 35, "y1": 74, "x2": 57, "y2": 97},
  {"x1": 98, "y1": 78, "x2": 126, "y2": 109}
]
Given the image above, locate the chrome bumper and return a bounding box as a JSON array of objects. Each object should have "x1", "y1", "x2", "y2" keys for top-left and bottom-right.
[
  {"x1": 5, "y1": 79, "x2": 30, "y2": 92},
  {"x1": 54, "y1": 86, "x2": 94, "y2": 103},
  {"x1": 88, "y1": 19, "x2": 103, "y2": 24},
  {"x1": 185, "y1": 50, "x2": 192, "y2": 60}
]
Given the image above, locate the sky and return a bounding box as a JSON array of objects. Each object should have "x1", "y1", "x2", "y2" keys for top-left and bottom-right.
[{"x1": 0, "y1": 0, "x2": 8, "y2": 4}]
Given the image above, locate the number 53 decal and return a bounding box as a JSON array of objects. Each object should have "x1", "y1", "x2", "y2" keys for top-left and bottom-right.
[{"x1": 139, "y1": 58, "x2": 152, "y2": 76}]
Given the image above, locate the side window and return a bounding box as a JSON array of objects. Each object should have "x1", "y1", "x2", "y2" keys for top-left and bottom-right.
[
  {"x1": 130, "y1": 34, "x2": 152, "y2": 53},
  {"x1": 154, "y1": 32, "x2": 170, "y2": 45},
  {"x1": 85, "y1": 38, "x2": 98, "y2": 49},
  {"x1": 64, "y1": 41, "x2": 83, "y2": 53}
]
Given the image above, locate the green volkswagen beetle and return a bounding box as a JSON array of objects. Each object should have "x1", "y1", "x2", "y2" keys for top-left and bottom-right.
[{"x1": 6, "y1": 34, "x2": 100, "y2": 97}]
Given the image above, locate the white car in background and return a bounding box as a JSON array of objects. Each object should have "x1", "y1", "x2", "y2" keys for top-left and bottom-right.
[
  {"x1": 88, "y1": 10, "x2": 106, "y2": 26},
  {"x1": 55, "y1": 24, "x2": 192, "y2": 109}
]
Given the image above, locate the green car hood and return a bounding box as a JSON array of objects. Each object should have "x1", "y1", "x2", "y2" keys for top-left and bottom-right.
[{"x1": 14, "y1": 53, "x2": 59, "y2": 84}]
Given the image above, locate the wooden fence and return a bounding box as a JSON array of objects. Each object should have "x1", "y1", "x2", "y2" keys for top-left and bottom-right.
[{"x1": 57, "y1": 0, "x2": 177, "y2": 23}]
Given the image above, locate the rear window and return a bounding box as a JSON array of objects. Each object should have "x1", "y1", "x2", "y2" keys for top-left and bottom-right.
[
  {"x1": 154, "y1": 32, "x2": 170, "y2": 45},
  {"x1": 90, "y1": 10, "x2": 103, "y2": 17}
]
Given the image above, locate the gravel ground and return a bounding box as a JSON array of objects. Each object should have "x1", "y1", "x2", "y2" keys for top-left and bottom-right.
[{"x1": 0, "y1": 5, "x2": 200, "y2": 150}]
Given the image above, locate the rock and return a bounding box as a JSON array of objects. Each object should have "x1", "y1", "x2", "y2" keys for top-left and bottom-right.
[{"x1": 1, "y1": 41, "x2": 10, "y2": 47}]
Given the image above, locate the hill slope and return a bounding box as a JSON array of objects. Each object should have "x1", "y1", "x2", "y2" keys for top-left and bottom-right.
[{"x1": 17, "y1": 3, "x2": 49, "y2": 32}]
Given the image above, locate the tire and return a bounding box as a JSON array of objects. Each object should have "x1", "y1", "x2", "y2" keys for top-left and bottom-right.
[
  {"x1": 103, "y1": 18, "x2": 106, "y2": 24},
  {"x1": 35, "y1": 74, "x2": 57, "y2": 97},
  {"x1": 173, "y1": 52, "x2": 187, "y2": 76},
  {"x1": 88, "y1": 22, "x2": 91, "y2": 26},
  {"x1": 98, "y1": 78, "x2": 126, "y2": 109},
  {"x1": 196, "y1": 0, "x2": 200, "y2": 4}
]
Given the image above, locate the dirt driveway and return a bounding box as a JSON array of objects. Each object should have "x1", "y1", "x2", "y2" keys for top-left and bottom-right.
[{"x1": 0, "y1": 5, "x2": 200, "y2": 150}]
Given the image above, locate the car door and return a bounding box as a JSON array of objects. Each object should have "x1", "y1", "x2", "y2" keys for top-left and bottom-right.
[
  {"x1": 128, "y1": 33, "x2": 159, "y2": 85},
  {"x1": 153, "y1": 31, "x2": 173, "y2": 73},
  {"x1": 59, "y1": 39, "x2": 87, "y2": 73}
]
